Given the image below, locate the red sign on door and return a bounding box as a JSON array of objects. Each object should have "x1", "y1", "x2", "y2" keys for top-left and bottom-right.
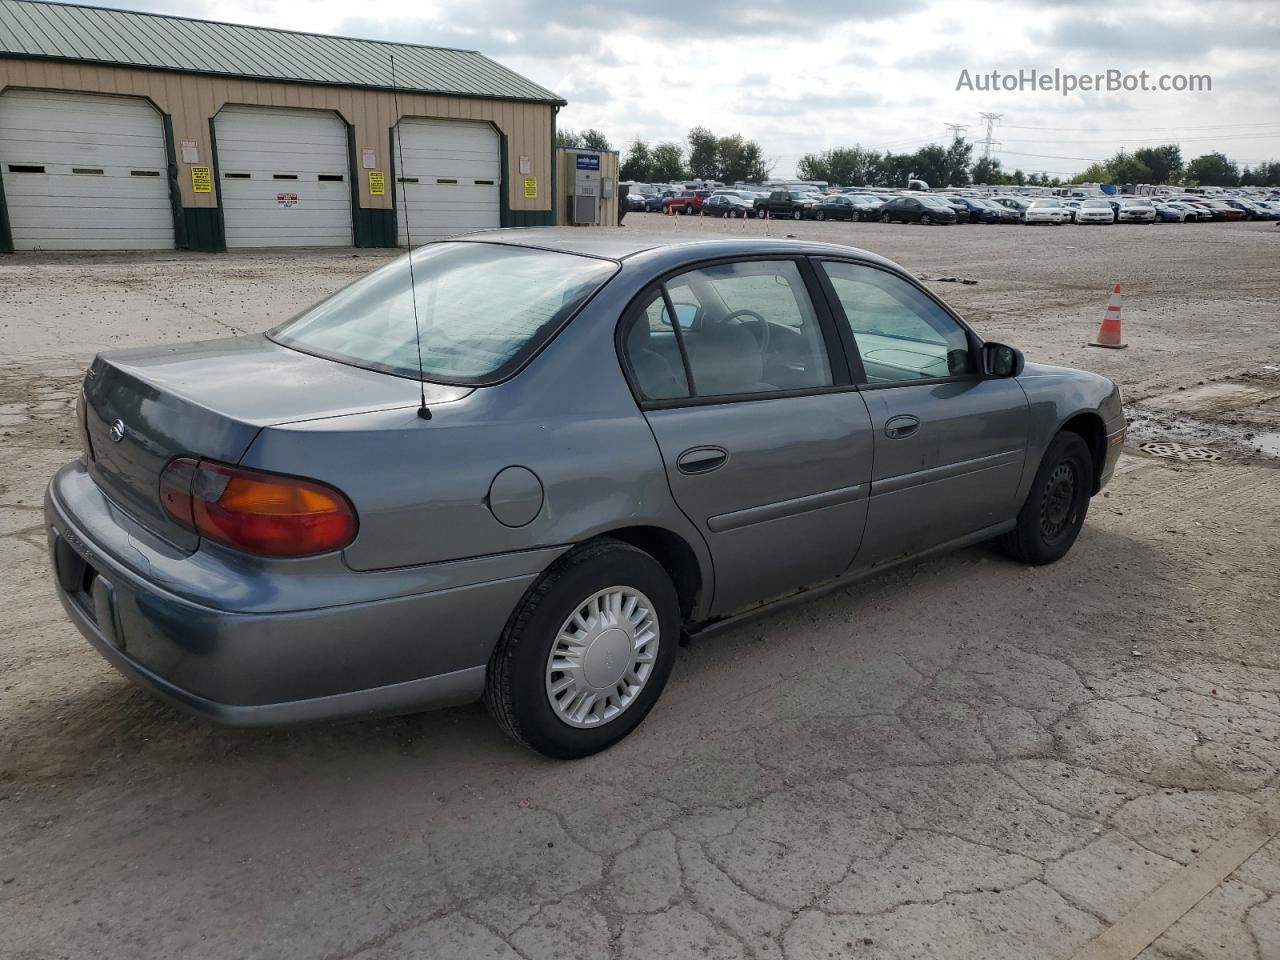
[{"x1": 276, "y1": 192, "x2": 299, "y2": 207}]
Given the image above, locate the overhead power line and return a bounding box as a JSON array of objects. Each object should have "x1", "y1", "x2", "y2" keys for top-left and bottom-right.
[
  {"x1": 1001, "y1": 121, "x2": 1280, "y2": 133},
  {"x1": 997, "y1": 133, "x2": 1280, "y2": 146}
]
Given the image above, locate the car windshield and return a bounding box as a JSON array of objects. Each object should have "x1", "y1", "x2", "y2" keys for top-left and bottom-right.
[
  {"x1": 1030, "y1": 199, "x2": 1061, "y2": 207},
  {"x1": 271, "y1": 242, "x2": 618, "y2": 384},
  {"x1": 920, "y1": 196, "x2": 950, "y2": 207},
  {"x1": 1083, "y1": 200, "x2": 1111, "y2": 207},
  {"x1": 1122, "y1": 199, "x2": 1152, "y2": 206}
]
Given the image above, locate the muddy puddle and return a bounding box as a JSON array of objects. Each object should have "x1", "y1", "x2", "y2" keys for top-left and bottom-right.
[{"x1": 1125, "y1": 404, "x2": 1280, "y2": 461}]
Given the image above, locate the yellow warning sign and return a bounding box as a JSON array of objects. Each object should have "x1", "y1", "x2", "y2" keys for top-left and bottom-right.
[
  {"x1": 191, "y1": 166, "x2": 212, "y2": 193},
  {"x1": 368, "y1": 170, "x2": 386, "y2": 196},
  {"x1": 523, "y1": 176, "x2": 537, "y2": 199}
]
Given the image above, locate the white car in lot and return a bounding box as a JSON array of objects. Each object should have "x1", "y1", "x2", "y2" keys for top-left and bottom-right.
[
  {"x1": 1116, "y1": 198, "x2": 1157, "y2": 223},
  {"x1": 1023, "y1": 198, "x2": 1071, "y2": 225},
  {"x1": 1075, "y1": 199, "x2": 1116, "y2": 224}
]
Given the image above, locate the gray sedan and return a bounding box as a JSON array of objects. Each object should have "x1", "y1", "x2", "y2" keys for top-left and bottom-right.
[{"x1": 46, "y1": 231, "x2": 1125, "y2": 758}]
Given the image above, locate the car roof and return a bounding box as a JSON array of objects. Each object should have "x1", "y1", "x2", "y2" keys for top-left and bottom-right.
[{"x1": 454, "y1": 228, "x2": 904, "y2": 269}]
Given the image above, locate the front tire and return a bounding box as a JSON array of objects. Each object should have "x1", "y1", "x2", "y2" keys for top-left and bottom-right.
[
  {"x1": 792, "y1": 208, "x2": 803, "y2": 220},
  {"x1": 485, "y1": 539, "x2": 680, "y2": 758},
  {"x1": 998, "y1": 432, "x2": 1093, "y2": 566}
]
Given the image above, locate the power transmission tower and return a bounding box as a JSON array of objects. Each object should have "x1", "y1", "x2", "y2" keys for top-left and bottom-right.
[
  {"x1": 944, "y1": 122, "x2": 968, "y2": 141},
  {"x1": 978, "y1": 112, "x2": 1003, "y2": 159}
]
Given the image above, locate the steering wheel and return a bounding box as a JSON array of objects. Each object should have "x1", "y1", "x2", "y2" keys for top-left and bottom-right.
[{"x1": 722, "y1": 308, "x2": 771, "y2": 352}]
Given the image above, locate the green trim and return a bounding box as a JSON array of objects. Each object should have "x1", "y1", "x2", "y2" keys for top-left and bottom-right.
[
  {"x1": 200, "y1": 116, "x2": 227, "y2": 251},
  {"x1": 179, "y1": 208, "x2": 224, "y2": 250},
  {"x1": 498, "y1": 127, "x2": 511, "y2": 228},
  {"x1": 160, "y1": 112, "x2": 187, "y2": 250},
  {"x1": 507, "y1": 211, "x2": 555, "y2": 227},
  {"x1": 345, "y1": 123, "x2": 365, "y2": 247},
  {"x1": 388, "y1": 125, "x2": 400, "y2": 247},
  {"x1": 0, "y1": 159, "x2": 12, "y2": 253}
]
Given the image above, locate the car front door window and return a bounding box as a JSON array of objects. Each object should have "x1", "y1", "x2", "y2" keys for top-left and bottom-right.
[{"x1": 820, "y1": 261, "x2": 974, "y2": 383}]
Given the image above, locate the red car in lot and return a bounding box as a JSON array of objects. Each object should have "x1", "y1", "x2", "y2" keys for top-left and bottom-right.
[{"x1": 662, "y1": 190, "x2": 711, "y2": 215}]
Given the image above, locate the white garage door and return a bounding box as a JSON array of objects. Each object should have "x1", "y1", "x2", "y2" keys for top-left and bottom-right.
[
  {"x1": 0, "y1": 89, "x2": 174, "y2": 251},
  {"x1": 393, "y1": 119, "x2": 500, "y2": 243},
  {"x1": 214, "y1": 106, "x2": 351, "y2": 248}
]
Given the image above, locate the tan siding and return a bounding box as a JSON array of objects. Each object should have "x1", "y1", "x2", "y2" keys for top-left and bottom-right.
[{"x1": 0, "y1": 57, "x2": 553, "y2": 219}]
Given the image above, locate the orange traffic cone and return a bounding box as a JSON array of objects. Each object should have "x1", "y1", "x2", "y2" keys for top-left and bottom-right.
[{"x1": 1088, "y1": 283, "x2": 1128, "y2": 349}]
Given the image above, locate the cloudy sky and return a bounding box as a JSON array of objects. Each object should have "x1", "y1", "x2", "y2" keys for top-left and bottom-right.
[{"x1": 82, "y1": 0, "x2": 1280, "y2": 178}]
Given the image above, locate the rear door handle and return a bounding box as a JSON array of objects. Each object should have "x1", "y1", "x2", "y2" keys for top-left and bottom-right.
[
  {"x1": 884, "y1": 415, "x2": 920, "y2": 440},
  {"x1": 676, "y1": 446, "x2": 728, "y2": 475}
]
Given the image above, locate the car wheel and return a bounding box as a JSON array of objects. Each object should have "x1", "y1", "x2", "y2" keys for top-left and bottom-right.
[
  {"x1": 814, "y1": 209, "x2": 825, "y2": 221},
  {"x1": 997, "y1": 432, "x2": 1093, "y2": 566},
  {"x1": 853, "y1": 211, "x2": 863, "y2": 222},
  {"x1": 484, "y1": 538, "x2": 680, "y2": 759},
  {"x1": 880, "y1": 213, "x2": 891, "y2": 223},
  {"x1": 792, "y1": 208, "x2": 803, "y2": 220},
  {"x1": 920, "y1": 213, "x2": 932, "y2": 225}
]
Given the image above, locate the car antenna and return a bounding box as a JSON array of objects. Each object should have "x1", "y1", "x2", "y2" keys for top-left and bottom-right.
[{"x1": 390, "y1": 53, "x2": 432, "y2": 421}]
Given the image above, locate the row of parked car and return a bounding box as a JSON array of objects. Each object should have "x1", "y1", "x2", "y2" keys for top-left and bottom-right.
[{"x1": 629, "y1": 186, "x2": 1280, "y2": 226}]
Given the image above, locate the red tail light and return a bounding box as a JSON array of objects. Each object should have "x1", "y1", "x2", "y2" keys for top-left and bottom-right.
[{"x1": 159, "y1": 458, "x2": 357, "y2": 557}]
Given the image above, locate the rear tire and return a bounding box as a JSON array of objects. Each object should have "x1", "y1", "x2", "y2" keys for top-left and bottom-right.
[
  {"x1": 998, "y1": 432, "x2": 1093, "y2": 566},
  {"x1": 792, "y1": 208, "x2": 803, "y2": 220},
  {"x1": 881, "y1": 213, "x2": 891, "y2": 223},
  {"x1": 485, "y1": 539, "x2": 680, "y2": 759}
]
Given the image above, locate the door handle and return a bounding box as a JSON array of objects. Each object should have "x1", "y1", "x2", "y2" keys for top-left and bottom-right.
[
  {"x1": 676, "y1": 446, "x2": 728, "y2": 475},
  {"x1": 884, "y1": 415, "x2": 920, "y2": 440}
]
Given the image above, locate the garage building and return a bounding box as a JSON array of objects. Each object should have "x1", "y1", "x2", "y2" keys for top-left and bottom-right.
[{"x1": 0, "y1": 0, "x2": 564, "y2": 252}]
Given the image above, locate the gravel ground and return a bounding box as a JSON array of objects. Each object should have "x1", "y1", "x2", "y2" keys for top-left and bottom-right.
[{"x1": 1, "y1": 219, "x2": 1278, "y2": 960}]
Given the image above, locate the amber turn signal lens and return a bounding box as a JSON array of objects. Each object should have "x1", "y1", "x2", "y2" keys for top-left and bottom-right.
[{"x1": 158, "y1": 457, "x2": 357, "y2": 557}]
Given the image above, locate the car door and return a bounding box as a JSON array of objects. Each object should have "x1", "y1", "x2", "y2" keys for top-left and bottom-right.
[
  {"x1": 815, "y1": 259, "x2": 1030, "y2": 570},
  {"x1": 619, "y1": 257, "x2": 875, "y2": 616}
]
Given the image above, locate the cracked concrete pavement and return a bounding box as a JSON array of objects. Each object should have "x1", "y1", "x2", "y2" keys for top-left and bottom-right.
[{"x1": 1, "y1": 221, "x2": 1278, "y2": 959}]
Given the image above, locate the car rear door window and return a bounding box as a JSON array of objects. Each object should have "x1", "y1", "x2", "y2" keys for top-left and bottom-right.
[
  {"x1": 820, "y1": 261, "x2": 974, "y2": 383},
  {"x1": 621, "y1": 260, "x2": 834, "y2": 400},
  {"x1": 622, "y1": 293, "x2": 692, "y2": 400}
]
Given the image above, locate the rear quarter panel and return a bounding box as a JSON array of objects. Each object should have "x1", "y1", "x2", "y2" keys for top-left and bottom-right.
[{"x1": 239, "y1": 259, "x2": 718, "y2": 614}]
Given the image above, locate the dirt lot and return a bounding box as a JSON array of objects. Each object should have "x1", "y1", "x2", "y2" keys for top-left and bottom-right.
[{"x1": 1, "y1": 218, "x2": 1278, "y2": 960}]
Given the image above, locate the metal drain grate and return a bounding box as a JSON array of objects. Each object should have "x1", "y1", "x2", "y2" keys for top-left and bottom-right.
[{"x1": 1139, "y1": 440, "x2": 1223, "y2": 462}]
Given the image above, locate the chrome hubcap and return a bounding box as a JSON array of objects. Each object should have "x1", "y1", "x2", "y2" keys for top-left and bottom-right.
[{"x1": 545, "y1": 586, "x2": 659, "y2": 728}]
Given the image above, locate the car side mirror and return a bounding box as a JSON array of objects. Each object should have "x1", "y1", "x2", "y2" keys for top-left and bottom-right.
[{"x1": 982, "y1": 342, "x2": 1024, "y2": 378}]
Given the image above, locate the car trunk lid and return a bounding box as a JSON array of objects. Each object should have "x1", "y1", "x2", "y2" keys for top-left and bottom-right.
[{"x1": 82, "y1": 334, "x2": 470, "y2": 553}]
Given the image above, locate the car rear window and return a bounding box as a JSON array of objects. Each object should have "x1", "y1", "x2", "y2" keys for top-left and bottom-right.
[{"x1": 270, "y1": 242, "x2": 617, "y2": 385}]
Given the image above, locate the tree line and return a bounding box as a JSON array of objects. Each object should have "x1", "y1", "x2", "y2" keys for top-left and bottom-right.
[
  {"x1": 798, "y1": 139, "x2": 1280, "y2": 189},
  {"x1": 1074, "y1": 147, "x2": 1280, "y2": 188},
  {"x1": 560, "y1": 127, "x2": 773, "y2": 183},
  {"x1": 560, "y1": 127, "x2": 1279, "y2": 189}
]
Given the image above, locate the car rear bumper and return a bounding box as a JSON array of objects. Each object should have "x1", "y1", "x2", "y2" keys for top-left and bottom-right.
[{"x1": 45, "y1": 463, "x2": 554, "y2": 726}]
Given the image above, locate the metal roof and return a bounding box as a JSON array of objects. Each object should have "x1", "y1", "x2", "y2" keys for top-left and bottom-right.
[{"x1": 0, "y1": 0, "x2": 565, "y2": 104}]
